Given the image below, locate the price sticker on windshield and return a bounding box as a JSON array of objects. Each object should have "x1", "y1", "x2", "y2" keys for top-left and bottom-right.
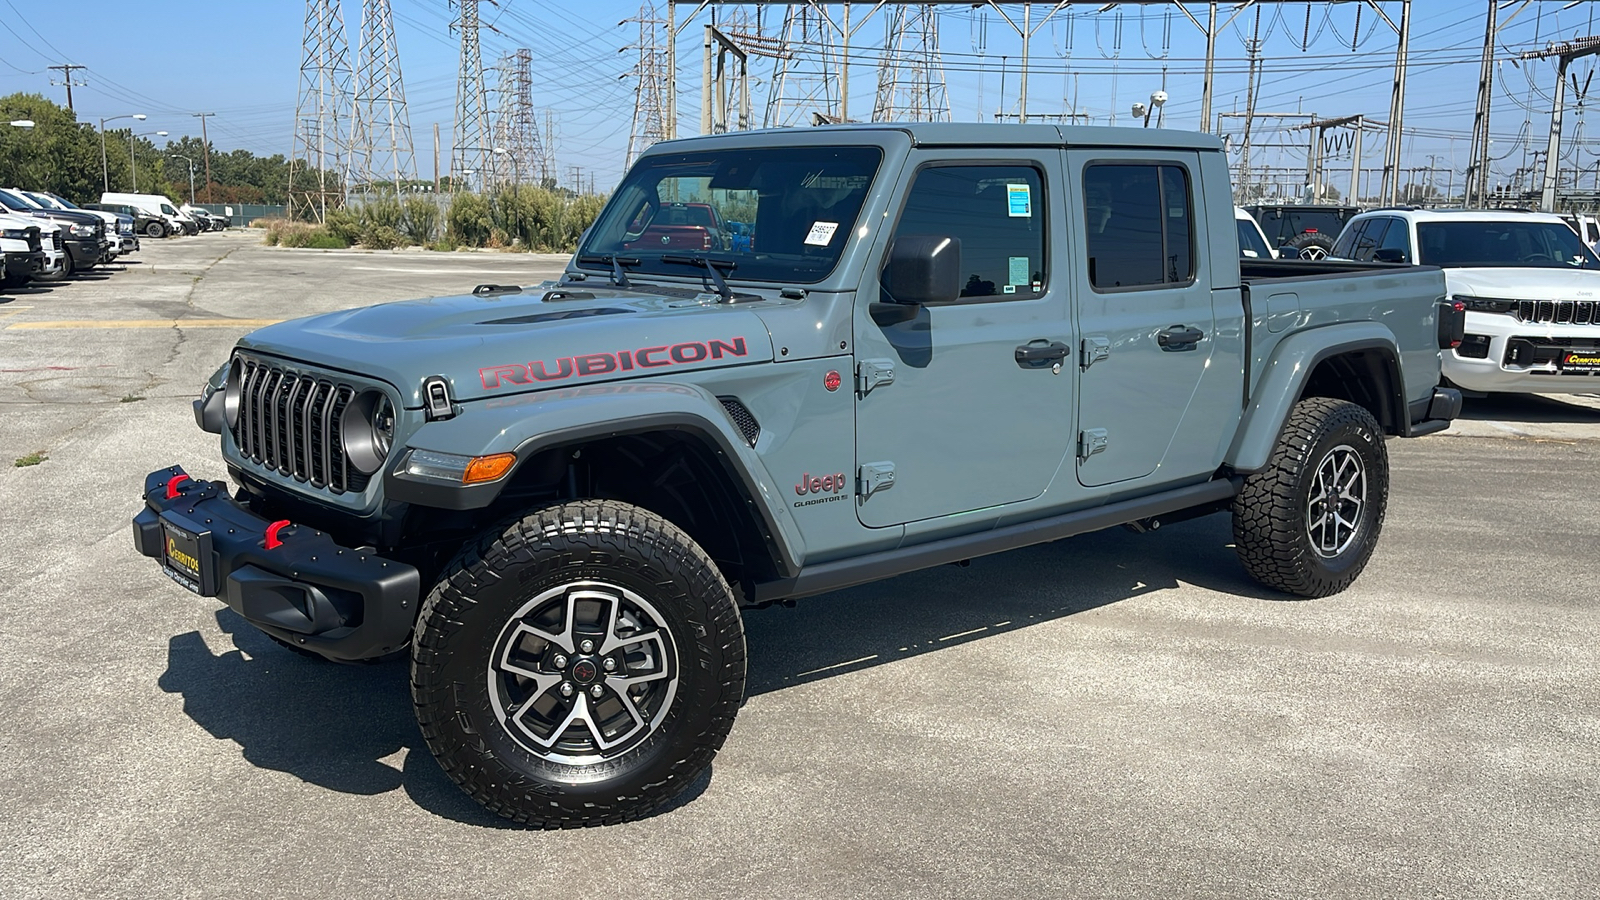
[{"x1": 805, "y1": 221, "x2": 840, "y2": 246}]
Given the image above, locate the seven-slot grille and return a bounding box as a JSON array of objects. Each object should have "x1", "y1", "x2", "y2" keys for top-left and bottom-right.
[
  {"x1": 231, "y1": 355, "x2": 370, "y2": 494},
  {"x1": 49, "y1": 230, "x2": 61, "y2": 250},
  {"x1": 1516, "y1": 300, "x2": 1599, "y2": 325}
]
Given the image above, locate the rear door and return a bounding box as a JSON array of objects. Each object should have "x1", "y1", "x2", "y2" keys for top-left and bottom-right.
[
  {"x1": 1070, "y1": 152, "x2": 1218, "y2": 487},
  {"x1": 852, "y1": 151, "x2": 1075, "y2": 527}
]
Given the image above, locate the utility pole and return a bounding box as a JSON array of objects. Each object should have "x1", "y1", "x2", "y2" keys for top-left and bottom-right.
[
  {"x1": 351, "y1": 0, "x2": 417, "y2": 196},
  {"x1": 450, "y1": 0, "x2": 490, "y2": 193},
  {"x1": 1523, "y1": 36, "x2": 1600, "y2": 212},
  {"x1": 192, "y1": 113, "x2": 216, "y2": 203},
  {"x1": 289, "y1": 0, "x2": 353, "y2": 221},
  {"x1": 46, "y1": 64, "x2": 86, "y2": 111},
  {"x1": 625, "y1": 3, "x2": 669, "y2": 166},
  {"x1": 433, "y1": 122, "x2": 441, "y2": 193}
]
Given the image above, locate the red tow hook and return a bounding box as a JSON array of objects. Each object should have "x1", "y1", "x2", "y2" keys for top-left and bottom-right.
[
  {"x1": 264, "y1": 520, "x2": 291, "y2": 550},
  {"x1": 165, "y1": 474, "x2": 191, "y2": 499}
]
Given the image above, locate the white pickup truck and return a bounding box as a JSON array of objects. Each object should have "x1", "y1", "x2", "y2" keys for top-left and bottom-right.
[{"x1": 1332, "y1": 208, "x2": 1600, "y2": 393}]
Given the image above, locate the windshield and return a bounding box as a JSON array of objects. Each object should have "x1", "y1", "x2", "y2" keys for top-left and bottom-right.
[
  {"x1": 1416, "y1": 221, "x2": 1600, "y2": 269},
  {"x1": 47, "y1": 193, "x2": 82, "y2": 210},
  {"x1": 1254, "y1": 207, "x2": 1352, "y2": 244},
  {"x1": 25, "y1": 192, "x2": 64, "y2": 210},
  {"x1": 578, "y1": 146, "x2": 882, "y2": 284},
  {"x1": 0, "y1": 189, "x2": 36, "y2": 212},
  {"x1": 1236, "y1": 218, "x2": 1272, "y2": 258}
]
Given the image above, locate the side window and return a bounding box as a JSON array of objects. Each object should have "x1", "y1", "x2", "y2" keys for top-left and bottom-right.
[
  {"x1": 886, "y1": 164, "x2": 1046, "y2": 300},
  {"x1": 1331, "y1": 220, "x2": 1364, "y2": 259},
  {"x1": 1352, "y1": 218, "x2": 1388, "y2": 261},
  {"x1": 1084, "y1": 164, "x2": 1195, "y2": 289},
  {"x1": 1376, "y1": 217, "x2": 1410, "y2": 261}
]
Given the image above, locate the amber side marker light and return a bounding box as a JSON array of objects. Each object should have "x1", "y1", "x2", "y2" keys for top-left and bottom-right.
[{"x1": 463, "y1": 453, "x2": 517, "y2": 484}]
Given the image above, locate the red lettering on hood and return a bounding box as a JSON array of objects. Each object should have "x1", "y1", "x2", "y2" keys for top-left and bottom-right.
[{"x1": 478, "y1": 336, "x2": 751, "y2": 390}]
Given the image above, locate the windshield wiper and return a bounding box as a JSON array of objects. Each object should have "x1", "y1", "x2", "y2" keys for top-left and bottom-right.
[
  {"x1": 660, "y1": 254, "x2": 737, "y2": 302},
  {"x1": 576, "y1": 254, "x2": 641, "y2": 287}
]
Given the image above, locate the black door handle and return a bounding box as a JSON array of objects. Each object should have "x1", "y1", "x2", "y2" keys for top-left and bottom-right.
[
  {"x1": 1157, "y1": 325, "x2": 1205, "y2": 351},
  {"x1": 1015, "y1": 341, "x2": 1072, "y2": 366}
]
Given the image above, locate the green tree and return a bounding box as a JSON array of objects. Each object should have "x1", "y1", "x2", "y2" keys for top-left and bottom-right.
[{"x1": 0, "y1": 93, "x2": 111, "y2": 202}]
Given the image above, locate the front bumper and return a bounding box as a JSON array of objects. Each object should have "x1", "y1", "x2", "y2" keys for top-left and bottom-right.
[
  {"x1": 3, "y1": 249, "x2": 43, "y2": 277},
  {"x1": 119, "y1": 235, "x2": 138, "y2": 253},
  {"x1": 132, "y1": 466, "x2": 421, "y2": 661},
  {"x1": 1443, "y1": 310, "x2": 1600, "y2": 393}
]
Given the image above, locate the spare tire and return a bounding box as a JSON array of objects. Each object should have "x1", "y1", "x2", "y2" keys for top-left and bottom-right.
[{"x1": 1283, "y1": 231, "x2": 1336, "y2": 260}]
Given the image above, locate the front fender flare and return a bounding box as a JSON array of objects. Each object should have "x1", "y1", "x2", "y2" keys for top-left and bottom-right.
[
  {"x1": 384, "y1": 380, "x2": 803, "y2": 578},
  {"x1": 1227, "y1": 322, "x2": 1404, "y2": 474}
]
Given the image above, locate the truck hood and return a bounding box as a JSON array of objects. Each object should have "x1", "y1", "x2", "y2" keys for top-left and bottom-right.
[
  {"x1": 237, "y1": 285, "x2": 775, "y2": 406},
  {"x1": 1444, "y1": 267, "x2": 1600, "y2": 301}
]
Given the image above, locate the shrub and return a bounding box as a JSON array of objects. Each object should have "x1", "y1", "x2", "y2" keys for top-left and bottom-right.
[
  {"x1": 360, "y1": 224, "x2": 405, "y2": 250},
  {"x1": 401, "y1": 197, "x2": 440, "y2": 244},
  {"x1": 447, "y1": 192, "x2": 493, "y2": 247},
  {"x1": 363, "y1": 197, "x2": 404, "y2": 231},
  {"x1": 324, "y1": 208, "x2": 363, "y2": 245},
  {"x1": 303, "y1": 230, "x2": 350, "y2": 250}
]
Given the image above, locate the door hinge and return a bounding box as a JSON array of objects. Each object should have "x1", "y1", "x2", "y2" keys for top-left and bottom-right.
[
  {"x1": 858, "y1": 461, "x2": 896, "y2": 499},
  {"x1": 857, "y1": 358, "x2": 896, "y2": 396},
  {"x1": 1080, "y1": 335, "x2": 1111, "y2": 370},
  {"x1": 1078, "y1": 428, "x2": 1108, "y2": 461}
]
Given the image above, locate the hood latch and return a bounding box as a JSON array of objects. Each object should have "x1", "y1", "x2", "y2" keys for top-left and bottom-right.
[{"x1": 423, "y1": 376, "x2": 456, "y2": 421}]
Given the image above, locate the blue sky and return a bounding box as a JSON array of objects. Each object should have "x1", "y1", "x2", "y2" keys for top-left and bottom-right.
[{"x1": 1, "y1": 1, "x2": 1596, "y2": 197}]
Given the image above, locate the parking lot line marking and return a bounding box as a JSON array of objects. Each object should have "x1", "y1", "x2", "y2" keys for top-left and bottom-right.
[
  {"x1": 937, "y1": 626, "x2": 990, "y2": 642},
  {"x1": 8, "y1": 318, "x2": 283, "y2": 330},
  {"x1": 795, "y1": 655, "x2": 879, "y2": 678},
  {"x1": 0, "y1": 305, "x2": 34, "y2": 321}
]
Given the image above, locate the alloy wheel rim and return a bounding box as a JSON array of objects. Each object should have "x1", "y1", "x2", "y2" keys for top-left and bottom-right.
[
  {"x1": 1299, "y1": 245, "x2": 1329, "y2": 260},
  {"x1": 486, "y1": 580, "x2": 679, "y2": 765},
  {"x1": 1306, "y1": 444, "x2": 1366, "y2": 559}
]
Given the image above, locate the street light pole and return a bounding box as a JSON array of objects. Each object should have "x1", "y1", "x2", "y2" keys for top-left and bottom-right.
[
  {"x1": 131, "y1": 130, "x2": 168, "y2": 192},
  {"x1": 99, "y1": 114, "x2": 146, "y2": 194},
  {"x1": 170, "y1": 155, "x2": 197, "y2": 204}
]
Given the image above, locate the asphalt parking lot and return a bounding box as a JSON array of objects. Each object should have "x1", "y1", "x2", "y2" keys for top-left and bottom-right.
[{"x1": 2, "y1": 232, "x2": 1598, "y2": 899}]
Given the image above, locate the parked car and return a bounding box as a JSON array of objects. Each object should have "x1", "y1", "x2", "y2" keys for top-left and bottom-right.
[
  {"x1": 136, "y1": 123, "x2": 1460, "y2": 827},
  {"x1": 1246, "y1": 203, "x2": 1361, "y2": 260},
  {"x1": 101, "y1": 191, "x2": 191, "y2": 237},
  {"x1": 0, "y1": 188, "x2": 110, "y2": 275},
  {"x1": 86, "y1": 202, "x2": 161, "y2": 244},
  {"x1": 619, "y1": 200, "x2": 728, "y2": 251},
  {"x1": 183, "y1": 205, "x2": 228, "y2": 231},
  {"x1": 0, "y1": 212, "x2": 66, "y2": 286},
  {"x1": 1332, "y1": 207, "x2": 1600, "y2": 393},
  {"x1": 27, "y1": 191, "x2": 138, "y2": 256},
  {"x1": 1235, "y1": 206, "x2": 1275, "y2": 259}
]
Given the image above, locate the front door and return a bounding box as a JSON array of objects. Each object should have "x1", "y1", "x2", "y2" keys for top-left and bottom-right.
[
  {"x1": 1069, "y1": 152, "x2": 1217, "y2": 487},
  {"x1": 852, "y1": 152, "x2": 1075, "y2": 528}
]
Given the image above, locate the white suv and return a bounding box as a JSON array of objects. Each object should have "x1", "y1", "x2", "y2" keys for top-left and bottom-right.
[{"x1": 1331, "y1": 208, "x2": 1600, "y2": 393}]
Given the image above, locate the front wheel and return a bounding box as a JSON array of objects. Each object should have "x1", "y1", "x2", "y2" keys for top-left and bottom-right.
[
  {"x1": 411, "y1": 500, "x2": 746, "y2": 826},
  {"x1": 1232, "y1": 397, "x2": 1389, "y2": 598},
  {"x1": 145, "y1": 221, "x2": 166, "y2": 238}
]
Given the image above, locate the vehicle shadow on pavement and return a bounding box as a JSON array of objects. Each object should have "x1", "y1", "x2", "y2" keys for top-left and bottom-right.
[
  {"x1": 1457, "y1": 393, "x2": 1600, "y2": 423},
  {"x1": 744, "y1": 512, "x2": 1269, "y2": 696},
  {"x1": 157, "y1": 608, "x2": 709, "y2": 828}
]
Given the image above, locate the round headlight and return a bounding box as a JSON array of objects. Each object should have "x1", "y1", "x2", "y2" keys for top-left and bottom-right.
[
  {"x1": 223, "y1": 358, "x2": 242, "y2": 428},
  {"x1": 341, "y1": 390, "x2": 396, "y2": 475}
]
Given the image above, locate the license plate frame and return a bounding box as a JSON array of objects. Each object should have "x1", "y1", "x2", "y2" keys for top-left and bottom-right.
[
  {"x1": 159, "y1": 511, "x2": 218, "y2": 596},
  {"x1": 1560, "y1": 350, "x2": 1600, "y2": 375}
]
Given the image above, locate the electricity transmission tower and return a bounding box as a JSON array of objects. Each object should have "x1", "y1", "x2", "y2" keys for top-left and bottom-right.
[
  {"x1": 490, "y1": 49, "x2": 546, "y2": 187},
  {"x1": 626, "y1": 3, "x2": 669, "y2": 168},
  {"x1": 873, "y1": 4, "x2": 950, "y2": 122},
  {"x1": 351, "y1": 0, "x2": 417, "y2": 197},
  {"x1": 451, "y1": 0, "x2": 490, "y2": 192},
  {"x1": 767, "y1": 4, "x2": 841, "y2": 126},
  {"x1": 289, "y1": 0, "x2": 353, "y2": 221}
]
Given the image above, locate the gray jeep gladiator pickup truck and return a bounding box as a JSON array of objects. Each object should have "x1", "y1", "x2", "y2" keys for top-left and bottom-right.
[{"x1": 134, "y1": 124, "x2": 1462, "y2": 826}]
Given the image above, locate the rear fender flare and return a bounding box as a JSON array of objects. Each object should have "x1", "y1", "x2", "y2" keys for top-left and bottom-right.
[
  {"x1": 385, "y1": 380, "x2": 804, "y2": 577},
  {"x1": 1227, "y1": 322, "x2": 1404, "y2": 474}
]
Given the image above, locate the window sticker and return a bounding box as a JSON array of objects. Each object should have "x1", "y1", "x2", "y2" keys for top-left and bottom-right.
[
  {"x1": 1007, "y1": 183, "x2": 1032, "y2": 217},
  {"x1": 804, "y1": 221, "x2": 840, "y2": 246},
  {"x1": 1008, "y1": 256, "x2": 1030, "y2": 286}
]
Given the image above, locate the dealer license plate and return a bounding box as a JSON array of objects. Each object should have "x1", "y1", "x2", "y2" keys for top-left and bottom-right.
[
  {"x1": 1561, "y1": 350, "x2": 1600, "y2": 375},
  {"x1": 160, "y1": 516, "x2": 206, "y2": 594}
]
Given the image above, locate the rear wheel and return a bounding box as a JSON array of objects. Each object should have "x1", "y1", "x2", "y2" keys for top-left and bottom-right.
[
  {"x1": 1232, "y1": 398, "x2": 1389, "y2": 598},
  {"x1": 1283, "y1": 231, "x2": 1335, "y2": 260},
  {"x1": 412, "y1": 499, "x2": 745, "y2": 826}
]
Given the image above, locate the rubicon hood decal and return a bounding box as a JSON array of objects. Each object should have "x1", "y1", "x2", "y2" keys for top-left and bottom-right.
[{"x1": 481, "y1": 337, "x2": 751, "y2": 389}]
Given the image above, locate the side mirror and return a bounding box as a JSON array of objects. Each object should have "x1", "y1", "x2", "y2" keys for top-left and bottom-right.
[
  {"x1": 1373, "y1": 248, "x2": 1407, "y2": 263},
  {"x1": 881, "y1": 234, "x2": 961, "y2": 305}
]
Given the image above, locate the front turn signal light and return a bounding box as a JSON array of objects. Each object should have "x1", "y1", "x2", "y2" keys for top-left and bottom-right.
[{"x1": 463, "y1": 453, "x2": 517, "y2": 485}]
